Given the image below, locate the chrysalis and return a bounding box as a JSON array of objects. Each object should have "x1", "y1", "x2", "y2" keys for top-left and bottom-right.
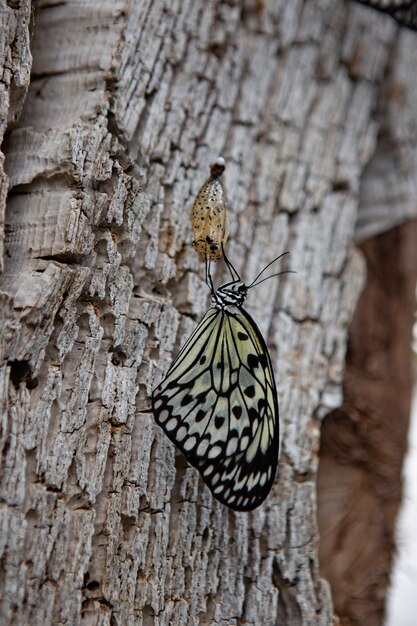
[
  {"x1": 191, "y1": 157, "x2": 229, "y2": 262},
  {"x1": 152, "y1": 253, "x2": 291, "y2": 511}
]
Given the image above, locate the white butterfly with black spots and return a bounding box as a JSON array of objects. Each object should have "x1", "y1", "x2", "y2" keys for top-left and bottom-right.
[{"x1": 152, "y1": 254, "x2": 288, "y2": 511}]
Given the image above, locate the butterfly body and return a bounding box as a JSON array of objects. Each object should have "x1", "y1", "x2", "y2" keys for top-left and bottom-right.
[{"x1": 152, "y1": 277, "x2": 279, "y2": 511}]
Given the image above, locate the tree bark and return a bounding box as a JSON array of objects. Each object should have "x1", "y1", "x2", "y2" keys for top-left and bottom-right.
[
  {"x1": 318, "y1": 24, "x2": 417, "y2": 625},
  {"x1": 0, "y1": 2, "x2": 416, "y2": 625},
  {"x1": 318, "y1": 220, "x2": 417, "y2": 626}
]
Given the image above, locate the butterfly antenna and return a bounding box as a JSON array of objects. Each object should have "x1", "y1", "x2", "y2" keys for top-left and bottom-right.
[
  {"x1": 250, "y1": 269, "x2": 297, "y2": 288},
  {"x1": 247, "y1": 251, "x2": 290, "y2": 288},
  {"x1": 222, "y1": 244, "x2": 240, "y2": 281}
]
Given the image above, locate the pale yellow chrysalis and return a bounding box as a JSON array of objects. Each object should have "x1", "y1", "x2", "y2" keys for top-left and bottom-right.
[{"x1": 191, "y1": 157, "x2": 229, "y2": 262}]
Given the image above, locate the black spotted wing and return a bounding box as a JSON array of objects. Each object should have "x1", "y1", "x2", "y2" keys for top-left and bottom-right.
[{"x1": 152, "y1": 304, "x2": 279, "y2": 511}]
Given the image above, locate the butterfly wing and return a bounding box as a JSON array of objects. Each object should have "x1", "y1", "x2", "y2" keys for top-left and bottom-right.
[{"x1": 152, "y1": 305, "x2": 279, "y2": 511}]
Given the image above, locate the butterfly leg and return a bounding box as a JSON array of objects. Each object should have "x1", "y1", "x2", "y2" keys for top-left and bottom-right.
[
  {"x1": 205, "y1": 257, "x2": 215, "y2": 294},
  {"x1": 222, "y1": 244, "x2": 240, "y2": 281}
]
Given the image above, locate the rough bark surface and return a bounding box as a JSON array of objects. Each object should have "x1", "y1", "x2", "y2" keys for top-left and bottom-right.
[
  {"x1": 0, "y1": 1, "x2": 415, "y2": 625},
  {"x1": 318, "y1": 24, "x2": 417, "y2": 625},
  {"x1": 317, "y1": 220, "x2": 417, "y2": 626},
  {"x1": 0, "y1": 0, "x2": 32, "y2": 271}
]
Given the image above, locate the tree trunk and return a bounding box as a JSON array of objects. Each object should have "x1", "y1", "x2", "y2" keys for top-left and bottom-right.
[
  {"x1": 0, "y1": 2, "x2": 416, "y2": 625},
  {"x1": 318, "y1": 22, "x2": 417, "y2": 624},
  {"x1": 318, "y1": 220, "x2": 417, "y2": 626}
]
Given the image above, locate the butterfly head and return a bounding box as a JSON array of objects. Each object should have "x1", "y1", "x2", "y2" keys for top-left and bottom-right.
[{"x1": 212, "y1": 280, "x2": 248, "y2": 309}]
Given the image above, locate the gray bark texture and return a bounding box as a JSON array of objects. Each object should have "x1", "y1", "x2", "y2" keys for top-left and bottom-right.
[{"x1": 0, "y1": 1, "x2": 416, "y2": 625}]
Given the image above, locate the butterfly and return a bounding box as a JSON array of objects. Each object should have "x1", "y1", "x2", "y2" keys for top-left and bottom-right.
[
  {"x1": 152, "y1": 252, "x2": 291, "y2": 511},
  {"x1": 191, "y1": 157, "x2": 230, "y2": 262}
]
